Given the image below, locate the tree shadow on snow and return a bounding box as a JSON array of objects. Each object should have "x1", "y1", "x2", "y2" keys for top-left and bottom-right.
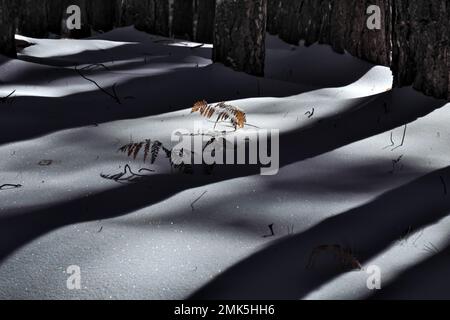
[
  {"x1": 368, "y1": 242, "x2": 450, "y2": 300},
  {"x1": 189, "y1": 166, "x2": 450, "y2": 299},
  {"x1": 0, "y1": 63, "x2": 305, "y2": 145},
  {"x1": 0, "y1": 87, "x2": 446, "y2": 265}
]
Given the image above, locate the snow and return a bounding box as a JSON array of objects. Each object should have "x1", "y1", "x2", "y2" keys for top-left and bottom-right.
[{"x1": 0, "y1": 26, "x2": 449, "y2": 299}]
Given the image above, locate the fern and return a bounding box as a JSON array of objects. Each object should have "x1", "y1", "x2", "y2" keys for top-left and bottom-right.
[
  {"x1": 191, "y1": 100, "x2": 247, "y2": 130},
  {"x1": 143, "y1": 139, "x2": 151, "y2": 163},
  {"x1": 151, "y1": 141, "x2": 162, "y2": 164},
  {"x1": 119, "y1": 140, "x2": 164, "y2": 163}
]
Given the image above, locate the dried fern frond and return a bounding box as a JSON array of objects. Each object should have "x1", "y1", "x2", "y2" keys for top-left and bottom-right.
[
  {"x1": 191, "y1": 100, "x2": 247, "y2": 130},
  {"x1": 119, "y1": 142, "x2": 144, "y2": 160},
  {"x1": 143, "y1": 139, "x2": 151, "y2": 163},
  {"x1": 119, "y1": 140, "x2": 165, "y2": 163}
]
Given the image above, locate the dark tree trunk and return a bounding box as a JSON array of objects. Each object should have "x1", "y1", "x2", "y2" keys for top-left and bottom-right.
[
  {"x1": 329, "y1": 0, "x2": 392, "y2": 66},
  {"x1": 119, "y1": 0, "x2": 169, "y2": 36},
  {"x1": 119, "y1": 0, "x2": 151, "y2": 31},
  {"x1": 46, "y1": 0, "x2": 64, "y2": 35},
  {"x1": 213, "y1": 0, "x2": 267, "y2": 77},
  {"x1": 61, "y1": 0, "x2": 92, "y2": 39},
  {"x1": 172, "y1": 0, "x2": 194, "y2": 39},
  {"x1": 17, "y1": 0, "x2": 49, "y2": 38},
  {"x1": 91, "y1": 0, "x2": 116, "y2": 32},
  {"x1": 267, "y1": 0, "x2": 281, "y2": 35},
  {"x1": 152, "y1": 0, "x2": 170, "y2": 36},
  {"x1": 392, "y1": 0, "x2": 449, "y2": 100},
  {"x1": 266, "y1": 0, "x2": 448, "y2": 99},
  {"x1": 0, "y1": 0, "x2": 16, "y2": 57},
  {"x1": 274, "y1": 0, "x2": 302, "y2": 45},
  {"x1": 270, "y1": 0, "x2": 392, "y2": 66},
  {"x1": 195, "y1": 0, "x2": 215, "y2": 43}
]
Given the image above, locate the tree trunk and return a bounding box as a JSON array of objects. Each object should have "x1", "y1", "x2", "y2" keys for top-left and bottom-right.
[
  {"x1": 267, "y1": 0, "x2": 281, "y2": 35},
  {"x1": 61, "y1": 0, "x2": 92, "y2": 38},
  {"x1": 0, "y1": 0, "x2": 16, "y2": 57},
  {"x1": 46, "y1": 0, "x2": 64, "y2": 35},
  {"x1": 195, "y1": 0, "x2": 215, "y2": 43},
  {"x1": 172, "y1": 0, "x2": 194, "y2": 39},
  {"x1": 17, "y1": 0, "x2": 49, "y2": 38},
  {"x1": 392, "y1": 0, "x2": 449, "y2": 100},
  {"x1": 118, "y1": 0, "x2": 169, "y2": 36},
  {"x1": 213, "y1": 0, "x2": 267, "y2": 77},
  {"x1": 119, "y1": 0, "x2": 151, "y2": 31},
  {"x1": 329, "y1": 0, "x2": 392, "y2": 66},
  {"x1": 91, "y1": 0, "x2": 116, "y2": 32},
  {"x1": 274, "y1": 0, "x2": 302, "y2": 45},
  {"x1": 152, "y1": 0, "x2": 170, "y2": 36}
]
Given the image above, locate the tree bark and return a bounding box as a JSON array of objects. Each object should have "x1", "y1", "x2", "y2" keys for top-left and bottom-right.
[
  {"x1": 195, "y1": 0, "x2": 215, "y2": 43},
  {"x1": 172, "y1": 0, "x2": 194, "y2": 39},
  {"x1": 17, "y1": 0, "x2": 49, "y2": 38},
  {"x1": 152, "y1": 0, "x2": 170, "y2": 36},
  {"x1": 213, "y1": 0, "x2": 267, "y2": 77},
  {"x1": 61, "y1": 0, "x2": 92, "y2": 39},
  {"x1": 91, "y1": 0, "x2": 116, "y2": 32},
  {"x1": 267, "y1": 0, "x2": 281, "y2": 35},
  {"x1": 392, "y1": 0, "x2": 449, "y2": 100},
  {"x1": 46, "y1": 0, "x2": 64, "y2": 35},
  {"x1": 269, "y1": 0, "x2": 392, "y2": 66},
  {"x1": 118, "y1": 0, "x2": 169, "y2": 36},
  {"x1": 0, "y1": 0, "x2": 16, "y2": 57}
]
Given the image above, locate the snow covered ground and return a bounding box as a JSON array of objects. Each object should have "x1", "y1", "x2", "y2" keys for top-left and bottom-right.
[{"x1": 0, "y1": 27, "x2": 449, "y2": 299}]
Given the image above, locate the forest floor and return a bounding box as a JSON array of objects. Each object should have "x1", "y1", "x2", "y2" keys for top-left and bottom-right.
[{"x1": 0, "y1": 26, "x2": 449, "y2": 299}]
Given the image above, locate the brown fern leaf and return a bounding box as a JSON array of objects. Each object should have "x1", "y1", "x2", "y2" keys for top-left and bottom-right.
[
  {"x1": 133, "y1": 142, "x2": 144, "y2": 160},
  {"x1": 143, "y1": 139, "x2": 151, "y2": 163},
  {"x1": 191, "y1": 100, "x2": 208, "y2": 113},
  {"x1": 151, "y1": 141, "x2": 163, "y2": 164},
  {"x1": 118, "y1": 143, "x2": 138, "y2": 157},
  {"x1": 191, "y1": 100, "x2": 247, "y2": 129},
  {"x1": 128, "y1": 144, "x2": 136, "y2": 157},
  {"x1": 118, "y1": 143, "x2": 130, "y2": 154}
]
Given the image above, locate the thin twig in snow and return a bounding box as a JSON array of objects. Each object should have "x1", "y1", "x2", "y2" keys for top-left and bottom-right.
[
  {"x1": 191, "y1": 191, "x2": 207, "y2": 211},
  {"x1": 74, "y1": 65, "x2": 121, "y2": 104},
  {"x1": 263, "y1": 224, "x2": 275, "y2": 238},
  {"x1": 0, "y1": 90, "x2": 16, "y2": 104},
  {"x1": 383, "y1": 131, "x2": 395, "y2": 150},
  {"x1": 391, "y1": 124, "x2": 407, "y2": 151},
  {"x1": 0, "y1": 183, "x2": 22, "y2": 190},
  {"x1": 305, "y1": 108, "x2": 315, "y2": 119},
  {"x1": 100, "y1": 164, "x2": 154, "y2": 183}
]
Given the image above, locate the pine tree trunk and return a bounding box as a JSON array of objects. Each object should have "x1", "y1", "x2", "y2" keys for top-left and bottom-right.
[
  {"x1": 213, "y1": 0, "x2": 267, "y2": 76},
  {"x1": 329, "y1": 0, "x2": 392, "y2": 66},
  {"x1": 91, "y1": 0, "x2": 116, "y2": 32},
  {"x1": 392, "y1": 0, "x2": 449, "y2": 100},
  {"x1": 17, "y1": 0, "x2": 49, "y2": 38},
  {"x1": 61, "y1": 0, "x2": 91, "y2": 38},
  {"x1": 46, "y1": 0, "x2": 64, "y2": 35},
  {"x1": 195, "y1": 0, "x2": 215, "y2": 43},
  {"x1": 172, "y1": 0, "x2": 194, "y2": 39},
  {"x1": 152, "y1": 0, "x2": 170, "y2": 36},
  {"x1": 119, "y1": 0, "x2": 151, "y2": 31},
  {"x1": 267, "y1": 0, "x2": 281, "y2": 35},
  {"x1": 119, "y1": 0, "x2": 169, "y2": 35},
  {"x1": 0, "y1": 0, "x2": 16, "y2": 57},
  {"x1": 275, "y1": 0, "x2": 302, "y2": 45}
]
